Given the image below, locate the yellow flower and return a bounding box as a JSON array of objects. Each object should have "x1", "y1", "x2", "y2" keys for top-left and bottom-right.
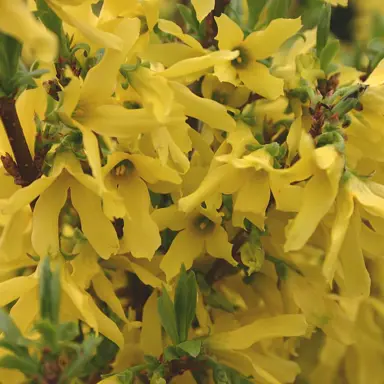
[
  {"x1": 214, "y1": 14, "x2": 302, "y2": 99},
  {"x1": 102, "y1": 151, "x2": 182, "y2": 260},
  {"x1": 0, "y1": 258, "x2": 124, "y2": 347},
  {"x1": 57, "y1": 17, "x2": 142, "y2": 184},
  {"x1": 1, "y1": 152, "x2": 120, "y2": 259},
  {"x1": 152, "y1": 204, "x2": 236, "y2": 281},
  {"x1": 0, "y1": 0, "x2": 57, "y2": 62}
]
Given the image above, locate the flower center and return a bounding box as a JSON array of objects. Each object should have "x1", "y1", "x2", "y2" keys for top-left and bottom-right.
[
  {"x1": 193, "y1": 215, "x2": 215, "y2": 234},
  {"x1": 231, "y1": 47, "x2": 249, "y2": 69}
]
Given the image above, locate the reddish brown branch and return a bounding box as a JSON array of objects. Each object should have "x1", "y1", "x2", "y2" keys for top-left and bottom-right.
[{"x1": 0, "y1": 97, "x2": 38, "y2": 186}]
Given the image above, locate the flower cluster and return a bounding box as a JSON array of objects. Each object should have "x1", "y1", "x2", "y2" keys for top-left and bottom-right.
[{"x1": 0, "y1": 0, "x2": 384, "y2": 383}]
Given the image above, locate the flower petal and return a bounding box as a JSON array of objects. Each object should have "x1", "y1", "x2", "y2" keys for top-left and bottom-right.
[
  {"x1": 191, "y1": 0, "x2": 215, "y2": 22},
  {"x1": 207, "y1": 314, "x2": 307, "y2": 350},
  {"x1": 170, "y1": 81, "x2": 236, "y2": 131},
  {"x1": 215, "y1": 13, "x2": 244, "y2": 51},
  {"x1": 152, "y1": 205, "x2": 188, "y2": 231},
  {"x1": 205, "y1": 225, "x2": 236, "y2": 266},
  {"x1": 242, "y1": 17, "x2": 302, "y2": 60},
  {"x1": 0, "y1": 276, "x2": 37, "y2": 307},
  {"x1": 140, "y1": 291, "x2": 163, "y2": 356},
  {"x1": 119, "y1": 177, "x2": 161, "y2": 260},
  {"x1": 160, "y1": 230, "x2": 204, "y2": 281},
  {"x1": 70, "y1": 179, "x2": 119, "y2": 259},
  {"x1": 92, "y1": 272, "x2": 127, "y2": 322},
  {"x1": 238, "y1": 62, "x2": 284, "y2": 100},
  {"x1": 32, "y1": 175, "x2": 68, "y2": 258}
]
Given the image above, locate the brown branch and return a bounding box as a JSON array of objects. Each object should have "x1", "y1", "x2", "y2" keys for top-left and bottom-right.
[{"x1": 0, "y1": 97, "x2": 38, "y2": 186}]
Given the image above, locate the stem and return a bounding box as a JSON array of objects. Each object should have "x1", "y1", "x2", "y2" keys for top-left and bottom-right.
[{"x1": 0, "y1": 97, "x2": 38, "y2": 186}]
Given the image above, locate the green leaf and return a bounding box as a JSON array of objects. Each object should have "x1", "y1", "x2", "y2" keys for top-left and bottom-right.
[
  {"x1": 39, "y1": 257, "x2": 53, "y2": 322},
  {"x1": 247, "y1": 0, "x2": 268, "y2": 29},
  {"x1": 162, "y1": 346, "x2": 182, "y2": 362},
  {"x1": 320, "y1": 40, "x2": 340, "y2": 73},
  {"x1": 174, "y1": 265, "x2": 197, "y2": 343},
  {"x1": 316, "y1": 4, "x2": 332, "y2": 57},
  {"x1": 266, "y1": 0, "x2": 290, "y2": 22},
  {"x1": 0, "y1": 309, "x2": 23, "y2": 343},
  {"x1": 50, "y1": 266, "x2": 61, "y2": 324},
  {"x1": 177, "y1": 339, "x2": 202, "y2": 358},
  {"x1": 57, "y1": 322, "x2": 79, "y2": 342},
  {"x1": 35, "y1": 0, "x2": 69, "y2": 57},
  {"x1": 34, "y1": 320, "x2": 58, "y2": 350},
  {"x1": 0, "y1": 355, "x2": 40, "y2": 376},
  {"x1": 177, "y1": 4, "x2": 200, "y2": 33},
  {"x1": 60, "y1": 335, "x2": 101, "y2": 381},
  {"x1": 0, "y1": 34, "x2": 22, "y2": 95},
  {"x1": 116, "y1": 370, "x2": 135, "y2": 384},
  {"x1": 157, "y1": 287, "x2": 179, "y2": 345}
]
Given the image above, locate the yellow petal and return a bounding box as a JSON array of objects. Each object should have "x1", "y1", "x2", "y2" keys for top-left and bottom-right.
[
  {"x1": 10, "y1": 285, "x2": 39, "y2": 334},
  {"x1": 242, "y1": 17, "x2": 302, "y2": 60},
  {"x1": 47, "y1": 0, "x2": 123, "y2": 50},
  {"x1": 81, "y1": 18, "x2": 141, "y2": 105},
  {"x1": 58, "y1": 73, "x2": 81, "y2": 119},
  {"x1": 129, "y1": 259, "x2": 164, "y2": 288},
  {"x1": 141, "y1": 0, "x2": 159, "y2": 31},
  {"x1": 1, "y1": 176, "x2": 57, "y2": 215},
  {"x1": 151, "y1": 205, "x2": 188, "y2": 231},
  {"x1": 119, "y1": 177, "x2": 161, "y2": 260},
  {"x1": 70, "y1": 179, "x2": 119, "y2": 259},
  {"x1": 129, "y1": 154, "x2": 182, "y2": 185},
  {"x1": 0, "y1": 0, "x2": 57, "y2": 62},
  {"x1": 88, "y1": 299, "x2": 124, "y2": 348},
  {"x1": 215, "y1": 13, "x2": 244, "y2": 50},
  {"x1": 157, "y1": 19, "x2": 204, "y2": 52},
  {"x1": 323, "y1": 187, "x2": 354, "y2": 282},
  {"x1": 80, "y1": 105, "x2": 158, "y2": 137},
  {"x1": 32, "y1": 176, "x2": 68, "y2": 258},
  {"x1": 233, "y1": 171, "x2": 270, "y2": 229},
  {"x1": 238, "y1": 62, "x2": 284, "y2": 100},
  {"x1": 140, "y1": 291, "x2": 163, "y2": 356},
  {"x1": 285, "y1": 155, "x2": 343, "y2": 252},
  {"x1": 62, "y1": 270, "x2": 98, "y2": 330},
  {"x1": 160, "y1": 50, "x2": 239, "y2": 80},
  {"x1": 160, "y1": 230, "x2": 204, "y2": 281},
  {"x1": 207, "y1": 314, "x2": 307, "y2": 350},
  {"x1": 338, "y1": 209, "x2": 371, "y2": 298},
  {"x1": 0, "y1": 276, "x2": 37, "y2": 307},
  {"x1": 170, "y1": 81, "x2": 236, "y2": 131},
  {"x1": 92, "y1": 272, "x2": 127, "y2": 322},
  {"x1": 191, "y1": 0, "x2": 215, "y2": 22},
  {"x1": 205, "y1": 225, "x2": 236, "y2": 266}
]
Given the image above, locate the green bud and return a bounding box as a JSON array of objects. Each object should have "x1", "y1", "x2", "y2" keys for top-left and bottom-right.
[
  {"x1": 240, "y1": 243, "x2": 265, "y2": 275},
  {"x1": 320, "y1": 40, "x2": 340, "y2": 73}
]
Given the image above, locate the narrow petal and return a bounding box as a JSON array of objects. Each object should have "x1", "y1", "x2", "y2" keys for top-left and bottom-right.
[
  {"x1": 129, "y1": 154, "x2": 182, "y2": 185},
  {"x1": 238, "y1": 62, "x2": 284, "y2": 100},
  {"x1": 1, "y1": 176, "x2": 57, "y2": 215},
  {"x1": 151, "y1": 205, "x2": 188, "y2": 231},
  {"x1": 338, "y1": 209, "x2": 371, "y2": 298},
  {"x1": 88, "y1": 299, "x2": 124, "y2": 348},
  {"x1": 323, "y1": 187, "x2": 354, "y2": 282},
  {"x1": 81, "y1": 105, "x2": 158, "y2": 137},
  {"x1": 215, "y1": 14, "x2": 244, "y2": 50},
  {"x1": 32, "y1": 176, "x2": 68, "y2": 258},
  {"x1": 92, "y1": 272, "x2": 127, "y2": 322},
  {"x1": 233, "y1": 171, "x2": 270, "y2": 229},
  {"x1": 70, "y1": 179, "x2": 120, "y2": 259},
  {"x1": 0, "y1": 276, "x2": 37, "y2": 307},
  {"x1": 157, "y1": 19, "x2": 204, "y2": 52},
  {"x1": 119, "y1": 177, "x2": 161, "y2": 260},
  {"x1": 242, "y1": 17, "x2": 302, "y2": 60},
  {"x1": 160, "y1": 50, "x2": 239, "y2": 80},
  {"x1": 47, "y1": 0, "x2": 123, "y2": 50},
  {"x1": 10, "y1": 286, "x2": 39, "y2": 334},
  {"x1": 191, "y1": 0, "x2": 215, "y2": 22},
  {"x1": 81, "y1": 18, "x2": 141, "y2": 104},
  {"x1": 140, "y1": 291, "x2": 163, "y2": 356},
  {"x1": 160, "y1": 230, "x2": 204, "y2": 281},
  {"x1": 205, "y1": 225, "x2": 236, "y2": 266},
  {"x1": 207, "y1": 314, "x2": 307, "y2": 350},
  {"x1": 284, "y1": 157, "x2": 343, "y2": 252},
  {"x1": 170, "y1": 81, "x2": 236, "y2": 131}
]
